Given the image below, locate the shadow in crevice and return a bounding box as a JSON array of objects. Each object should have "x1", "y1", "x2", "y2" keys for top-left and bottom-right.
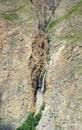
[{"x1": 0, "y1": 123, "x2": 14, "y2": 130}]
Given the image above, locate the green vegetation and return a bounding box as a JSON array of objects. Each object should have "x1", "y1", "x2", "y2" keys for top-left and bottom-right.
[
  {"x1": 48, "y1": 0, "x2": 82, "y2": 30},
  {"x1": 58, "y1": 16, "x2": 82, "y2": 48},
  {"x1": 18, "y1": 2, "x2": 32, "y2": 13},
  {"x1": 1, "y1": 12, "x2": 18, "y2": 21},
  {"x1": 16, "y1": 104, "x2": 45, "y2": 130},
  {"x1": 65, "y1": 36, "x2": 81, "y2": 48},
  {"x1": 78, "y1": 98, "x2": 82, "y2": 102},
  {"x1": 47, "y1": 38, "x2": 52, "y2": 44},
  {"x1": 43, "y1": 0, "x2": 61, "y2": 33},
  {"x1": 0, "y1": 118, "x2": 2, "y2": 122},
  {"x1": 40, "y1": 102, "x2": 45, "y2": 111},
  {"x1": 9, "y1": 40, "x2": 15, "y2": 47},
  {"x1": 39, "y1": 68, "x2": 45, "y2": 79},
  {"x1": 48, "y1": 57, "x2": 51, "y2": 61},
  {"x1": 55, "y1": 35, "x2": 77, "y2": 40},
  {"x1": 0, "y1": 0, "x2": 13, "y2": 2},
  {"x1": 45, "y1": 48, "x2": 50, "y2": 55},
  {"x1": 0, "y1": 1, "x2": 32, "y2": 21},
  {"x1": 45, "y1": 37, "x2": 51, "y2": 62},
  {"x1": 55, "y1": 124, "x2": 63, "y2": 129},
  {"x1": 17, "y1": 112, "x2": 42, "y2": 130},
  {"x1": 74, "y1": 66, "x2": 82, "y2": 75}
]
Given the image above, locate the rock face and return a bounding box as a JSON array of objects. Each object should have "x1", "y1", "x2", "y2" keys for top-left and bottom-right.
[
  {"x1": 0, "y1": 0, "x2": 82, "y2": 130},
  {"x1": 37, "y1": 0, "x2": 82, "y2": 130},
  {"x1": 0, "y1": 20, "x2": 36, "y2": 118},
  {"x1": 28, "y1": 34, "x2": 48, "y2": 96},
  {"x1": 0, "y1": 0, "x2": 37, "y2": 128}
]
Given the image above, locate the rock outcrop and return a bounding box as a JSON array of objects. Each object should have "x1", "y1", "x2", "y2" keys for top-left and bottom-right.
[
  {"x1": 28, "y1": 34, "x2": 48, "y2": 96},
  {"x1": 0, "y1": 0, "x2": 37, "y2": 128},
  {"x1": 0, "y1": 0, "x2": 82, "y2": 130}
]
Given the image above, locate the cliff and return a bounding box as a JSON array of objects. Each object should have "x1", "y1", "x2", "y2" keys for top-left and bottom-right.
[{"x1": 0, "y1": 0, "x2": 82, "y2": 130}]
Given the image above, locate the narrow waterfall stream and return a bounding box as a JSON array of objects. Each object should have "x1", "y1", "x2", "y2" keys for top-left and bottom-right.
[
  {"x1": 35, "y1": 72, "x2": 46, "y2": 114},
  {"x1": 41, "y1": 72, "x2": 46, "y2": 93}
]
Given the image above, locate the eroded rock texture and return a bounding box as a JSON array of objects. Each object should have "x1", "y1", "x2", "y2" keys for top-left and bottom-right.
[
  {"x1": 37, "y1": 0, "x2": 82, "y2": 130},
  {"x1": 0, "y1": 0, "x2": 37, "y2": 128},
  {"x1": 0, "y1": 0, "x2": 82, "y2": 130},
  {"x1": 28, "y1": 34, "x2": 48, "y2": 96}
]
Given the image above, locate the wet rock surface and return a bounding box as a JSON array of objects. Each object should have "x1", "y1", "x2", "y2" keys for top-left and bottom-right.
[{"x1": 28, "y1": 34, "x2": 48, "y2": 101}]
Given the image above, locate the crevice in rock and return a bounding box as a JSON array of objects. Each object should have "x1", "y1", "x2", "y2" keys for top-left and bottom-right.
[
  {"x1": 28, "y1": 34, "x2": 48, "y2": 111},
  {"x1": 28, "y1": 0, "x2": 59, "y2": 114}
]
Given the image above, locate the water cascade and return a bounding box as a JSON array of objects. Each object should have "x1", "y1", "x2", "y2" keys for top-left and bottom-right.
[
  {"x1": 35, "y1": 72, "x2": 46, "y2": 114},
  {"x1": 41, "y1": 72, "x2": 46, "y2": 93}
]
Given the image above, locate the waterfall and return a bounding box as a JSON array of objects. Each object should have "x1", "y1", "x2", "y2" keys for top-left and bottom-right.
[
  {"x1": 35, "y1": 71, "x2": 46, "y2": 114},
  {"x1": 41, "y1": 71, "x2": 46, "y2": 93}
]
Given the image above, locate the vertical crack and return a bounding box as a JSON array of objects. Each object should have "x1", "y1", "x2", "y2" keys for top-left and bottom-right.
[{"x1": 28, "y1": 34, "x2": 48, "y2": 110}]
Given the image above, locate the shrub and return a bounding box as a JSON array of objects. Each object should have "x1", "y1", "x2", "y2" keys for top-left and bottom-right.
[
  {"x1": 16, "y1": 111, "x2": 42, "y2": 130},
  {"x1": 40, "y1": 102, "x2": 45, "y2": 111}
]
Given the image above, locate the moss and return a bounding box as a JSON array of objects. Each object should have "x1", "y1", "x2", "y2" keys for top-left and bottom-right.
[
  {"x1": 48, "y1": 57, "x2": 51, "y2": 61},
  {"x1": 9, "y1": 40, "x2": 15, "y2": 47},
  {"x1": 48, "y1": 0, "x2": 82, "y2": 30},
  {"x1": 45, "y1": 48, "x2": 50, "y2": 55},
  {"x1": 48, "y1": 38, "x2": 52, "y2": 43},
  {"x1": 40, "y1": 102, "x2": 45, "y2": 111},
  {"x1": 1, "y1": 12, "x2": 18, "y2": 21},
  {"x1": 55, "y1": 34, "x2": 82, "y2": 49},
  {"x1": 39, "y1": 68, "x2": 45, "y2": 79},
  {"x1": 55, "y1": 35, "x2": 77, "y2": 40},
  {"x1": 28, "y1": 15, "x2": 37, "y2": 20},
  {"x1": 0, "y1": 118, "x2": 2, "y2": 122},
  {"x1": 55, "y1": 124, "x2": 62, "y2": 129},
  {"x1": 78, "y1": 98, "x2": 82, "y2": 102},
  {"x1": 74, "y1": 66, "x2": 82, "y2": 75},
  {"x1": 0, "y1": 2, "x2": 32, "y2": 21},
  {"x1": 18, "y1": 2, "x2": 32, "y2": 13},
  {"x1": 65, "y1": 34, "x2": 82, "y2": 48},
  {"x1": 0, "y1": 0, "x2": 13, "y2": 2}
]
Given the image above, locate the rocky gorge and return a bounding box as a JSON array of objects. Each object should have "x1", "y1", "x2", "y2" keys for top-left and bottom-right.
[{"x1": 0, "y1": 0, "x2": 82, "y2": 130}]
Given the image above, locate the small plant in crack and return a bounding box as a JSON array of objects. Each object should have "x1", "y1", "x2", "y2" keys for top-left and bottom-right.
[
  {"x1": 45, "y1": 36, "x2": 52, "y2": 62},
  {"x1": 40, "y1": 102, "x2": 45, "y2": 111},
  {"x1": 39, "y1": 68, "x2": 46, "y2": 79}
]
